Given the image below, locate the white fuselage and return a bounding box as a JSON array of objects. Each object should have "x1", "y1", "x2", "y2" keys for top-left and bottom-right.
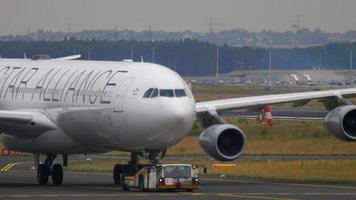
[{"x1": 0, "y1": 59, "x2": 196, "y2": 154}]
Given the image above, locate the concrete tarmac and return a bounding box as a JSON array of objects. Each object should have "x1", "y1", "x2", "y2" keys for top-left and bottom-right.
[{"x1": 1, "y1": 156, "x2": 356, "y2": 200}]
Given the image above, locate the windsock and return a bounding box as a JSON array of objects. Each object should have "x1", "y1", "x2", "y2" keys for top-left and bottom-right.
[{"x1": 263, "y1": 105, "x2": 273, "y2": 126}]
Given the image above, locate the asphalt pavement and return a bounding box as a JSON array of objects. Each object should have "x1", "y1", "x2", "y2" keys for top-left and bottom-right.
[{"x1": 1, "y1": 156, "x2": 356, "y2": 200}]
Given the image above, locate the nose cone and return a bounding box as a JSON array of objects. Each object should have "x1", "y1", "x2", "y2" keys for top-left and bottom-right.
[
  {"x1": 169, "y1": 100, "x2": 196, "y2": 124},
  {"x1": 160, "y1": 99, "x2": 196, "y2": 144}
]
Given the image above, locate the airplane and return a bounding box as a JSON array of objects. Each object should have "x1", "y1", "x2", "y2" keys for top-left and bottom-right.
[{"x1": 0, "y1": 55, "x2": 356, "y2": 186}]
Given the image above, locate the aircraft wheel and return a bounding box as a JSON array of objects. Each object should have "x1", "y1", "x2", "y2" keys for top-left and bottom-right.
[
  {"x1": 37, "y1": 164, "x2": 50, "y2": 185},
  {"x1": 121, "y1": 173, "x2": 130, "y2": 191},
  {"x1": 51, "y1": 164, "x2": 63, "y2": 185},
  {"x1": 113, "y1": 164, "x2": 122, "y2": 185},
  {"x1": 138, "y1": 175, "x2": 145, "y2": 191}
]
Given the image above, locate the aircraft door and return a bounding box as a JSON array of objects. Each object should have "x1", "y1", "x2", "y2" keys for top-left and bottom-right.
[{"x1": 114, "y1": 77, "x2": 135, "y2": 112}]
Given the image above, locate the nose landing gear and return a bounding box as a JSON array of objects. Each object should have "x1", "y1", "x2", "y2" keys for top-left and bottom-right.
[
  {"x1": 113, "y1": 153, "x2": 141, "y2": 185},
  {"x1": 113, "y1": 150, "x2": 166, "y2": 185}
]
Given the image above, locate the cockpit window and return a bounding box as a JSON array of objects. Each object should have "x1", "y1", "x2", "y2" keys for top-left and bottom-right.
[
  {"x1": 151, "y1": 88, "x2": 158, "y2": 98},
  {"x1": 144, "y1": 88, "x2": 187, "y2": 98},
  {"x1": 160, "y1": 89, "x2": 174, "y2": 97},
  {"x1": 143, "y1": 88, "x2": 154, "y2": 98},
  {"x1": 174, "y1": 89, "x2": 187, "y2": 97}
]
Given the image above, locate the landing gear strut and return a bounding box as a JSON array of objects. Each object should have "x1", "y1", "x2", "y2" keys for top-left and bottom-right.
[
  {"x1": 113, "y1": 153, "x2": 140, "y2": 185},
  {"x1": 113, "y1": 150, "x2": 165, "y2": 185},
  {"x1": 34, "y1": 154, "x2": 67, "y2": 185}
]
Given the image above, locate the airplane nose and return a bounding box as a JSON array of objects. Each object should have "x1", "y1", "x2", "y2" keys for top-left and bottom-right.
[
  {"x1": 160, "y1": 100, "x2": 196, "y2": 142},
  {"x1": 148, "y1": 99, "x2": 196, "y2": 148},
  {"x1": 169, "y1": 101, "x2": 195, "y2": 122}
]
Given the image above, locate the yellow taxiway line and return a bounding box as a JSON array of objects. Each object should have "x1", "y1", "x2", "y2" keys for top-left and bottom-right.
[{"x1": 0, "y1": 163, "x2": 17, "y2": 172}]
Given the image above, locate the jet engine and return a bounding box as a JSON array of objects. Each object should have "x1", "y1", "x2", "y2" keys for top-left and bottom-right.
[
  {"x1": 199, "y1": 124, "x2": 246, "y2": 161},
  {"x1": 324, "y1": 105, "x2": 356, "y2": 141}
]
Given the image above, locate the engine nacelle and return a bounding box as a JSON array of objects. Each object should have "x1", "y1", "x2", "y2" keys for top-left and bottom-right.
[
  {"x1": 199, "y1": 124, "x2": 246, "y2": 161},
  {"x1": 324, "y1": 105, "x2": 356, "y2": 141}
]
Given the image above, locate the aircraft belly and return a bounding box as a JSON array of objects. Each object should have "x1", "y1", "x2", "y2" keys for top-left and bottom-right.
[{"x1": 56, "y1": 108, "x2": 117, "y2": 149}]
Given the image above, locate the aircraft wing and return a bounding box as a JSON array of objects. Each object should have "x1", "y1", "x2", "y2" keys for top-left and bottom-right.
[
  {"x1": 0, "y1": 110, "x2": 56, "y2": 139},
  {"x1": 195, "y1": 88, "x2": 356, "y2": 114}
]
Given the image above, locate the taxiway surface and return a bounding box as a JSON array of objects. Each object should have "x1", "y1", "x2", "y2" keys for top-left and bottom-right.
[{"x1": 1, "y1": 156, "x2": 356, "y2": 200}]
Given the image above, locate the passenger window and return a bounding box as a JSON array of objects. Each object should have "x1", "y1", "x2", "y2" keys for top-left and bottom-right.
[
  {"x1": 160, "y1": 89, "x2": 174, "y2": 97},
  {"x1": 150, "y1": 88, "x2": 158, "y2": 98},
  {"x1": 143, "y1": 88, "x2": 153, "y2": 98},
  {"x1": 174, "y1": 89, "x2": 187, "y2": 97}
]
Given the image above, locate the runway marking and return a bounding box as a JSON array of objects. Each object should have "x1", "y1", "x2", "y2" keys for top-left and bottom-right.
[
  {"x1": 202, "y1": 177, "x2": 356, "y2": 190},
  {"x1": 218, "y1": 193, "x2": 297, "y2": 200},
  {"x1": 0, "y1": 163, "x2": 13, "y2": 172},
  {"x1": 302, "y1": 192, "x2": 355, "y2": 195},
  {"x1": 187, "y1": 192, "x2": 204, "y2": 196},
  {"x1": 0, "y1": 163, "x2": 17, "y2": 172},
  {"x1": 0, "y1": 180, "x2": 34, "y2": 184},
  {"x1": 66, "y1": 171, "x2": 111, "y2": 176},
  {"x1": 229, "y1": 192, "x2": 356, "y2": 196},
  {"x1": 86, "y1": 186, "x2": 123, "y2": 190},
  {"x1": 155, "y1": 193, "x2": 177, "y2": 196}
]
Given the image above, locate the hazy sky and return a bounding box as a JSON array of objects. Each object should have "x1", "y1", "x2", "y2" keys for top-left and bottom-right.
[{"x1": 0, "y1": 0, "x2": 356, "y2": 35}]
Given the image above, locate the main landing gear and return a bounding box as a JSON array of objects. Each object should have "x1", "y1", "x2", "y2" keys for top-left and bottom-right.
[
  {"x1": 113, "y1": 150, "x2": 166, "y2": 185},
  {"x1": 34, "y1": 154, "x2": 68, "y2": 185}
]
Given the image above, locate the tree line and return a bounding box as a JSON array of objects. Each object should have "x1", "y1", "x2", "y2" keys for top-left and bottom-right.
[{"x1": 0, "y1": 39, "x2": 355, "y2": 75}]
